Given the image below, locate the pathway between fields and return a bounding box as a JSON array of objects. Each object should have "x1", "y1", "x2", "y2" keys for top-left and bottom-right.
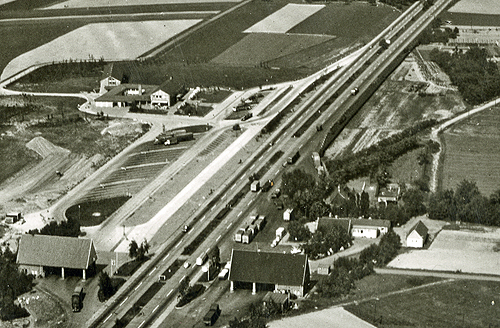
[{"x1": 429, "y1": 97, "x2": 500, "y2": 192}]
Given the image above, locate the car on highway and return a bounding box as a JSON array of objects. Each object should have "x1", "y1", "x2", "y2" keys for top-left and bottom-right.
[{"x1": 182, "y1": 225, "x2": 190, "y2": 233}]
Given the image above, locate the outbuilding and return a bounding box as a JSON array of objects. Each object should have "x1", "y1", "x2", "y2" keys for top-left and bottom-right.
[
  {"x1": 229, "y1": 249, "x2": 309, "y2": 297},
  {"x1": 351, "y1": 218, "x2": 391, "y2": 239},
  {"x1": 17, "y1": 234, "x2": 97, "y2": 280},
  {"x1": 406, "y1": 220, "x2": 428, "y2": 248}
]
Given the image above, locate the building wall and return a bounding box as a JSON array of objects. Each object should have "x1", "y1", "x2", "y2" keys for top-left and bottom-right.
[
  {"x1": 275, "y1": 284, "x2": 304, "y2": 297},
  {"x1": 95, "y1": 101, "x2": 114, "y2": 108},
  {"x1": 100, "y1": 77, "x2": 121, "y2": 94},
  {"x1": 407, "y1": 236, "x2": 424, "y2": 248},
  {"x1": 352, "y1": 227, "x2": 378, "y2": 239},
  {"x1": 19, "y1": 264, "x2": 44, "y2": 277}
]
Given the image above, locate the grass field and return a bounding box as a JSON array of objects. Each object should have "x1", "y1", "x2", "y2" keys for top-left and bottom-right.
[
  {"x1": 1, "y1": 20, "x2": 201, "y2": 80},
  {"x1": 441, "y1": 106, "x2": 500, "y2": 196},
  {"x1": 346, "y1": 279, "x2": 500, "y2": 328},
  {"x1": 448, "y1": 0, "x2": 500, "y2": 15},
  {"x1": 45, "y1": 0, "x2": 239, "y2": 10}
]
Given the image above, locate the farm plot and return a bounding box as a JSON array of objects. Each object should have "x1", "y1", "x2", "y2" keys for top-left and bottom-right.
[
  {"x1": 211, "y1": 33, "x2": 334, "y2": 67},
  {"x1": 46, "y1": 0, "x2": 239, "y2": 10},
  {"x1": 448, "y1": 0, "x2": 500, "y2": 15},
  {"x1": 441, "y1": 107, "x2": 500, "y2": 196},
  {"x1": 243, "y1": 4, "x2": 325, "y2": 34},
  {"x1": 388, "y1": 227, "x2": 500, "y2": 275},
  {"x1": 1, "y1": 20, "x2": 201, "y2": 80}
]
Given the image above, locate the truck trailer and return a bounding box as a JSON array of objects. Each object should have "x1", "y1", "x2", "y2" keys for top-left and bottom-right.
[
  {"x1": 72, "y1": 286, "x2": 83, "y2": 312},
  {"x1": 251, "y1": 180, "x2": 260, "y2": 192},
  {"x1": 287, "y1": 151, "x2": 300, "y2": 164},
  {"x1": 203, "y1": 304, "x2": 221, "y2": 326}
]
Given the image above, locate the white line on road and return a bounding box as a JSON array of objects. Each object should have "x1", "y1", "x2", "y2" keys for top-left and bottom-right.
[
  {"x1": 275, "y1": 169, "x2": 280, "y2": 175},
  {"x1": 227, "y1": 222, "x2": 232, "y2": 229},
  {"x1": 216, "y1": 235, "x2": 222, "y2": 242},
  {"x1": 201, "y1": 215, "x2": 206, "y2": 222},
  {"x1": 237, "y1": 211, "x2": 242, "y2": 217},
  {"x1": 167, "y1": 289, "x2": 173, "y2": 297},
  {"x1": 258, "y1": 155, "x2": 263, "y2": 161},
  {"x1": 119, "y1": 297, "x2": 129, "y2": 307},
  {"x1": 134, "y1": 282, "x2": 143, "y2": 291},
  {"x1": 175, "y1": 240, "x2": 182, "y2": 248},
  {"x1": 230, "y1": 185, "x2": 235, "y2": 190},
  {"x1": 276, "y1": 137, "x2": 281, "y2": 143},
  {"x1": 180, "y1": 275, "x2": 186, "y2": 283},
  {"x1": 187, "y1": 228, "x2": 193, "y2": 235},
  {"x1": 210, "y1": 204, "x2": 216, "y2": 211},
  {"x1": 248, "y1": 200, "x2": 253, "y2": 206},
  {"x1": 148, "y1": 267, "x2": 157, "y2": 276},
  {"x1": 138, "y1": 320, "x2": 145, "y2": 328},
  {"x1": 250, "y1": 163, "x2": 255, "y2": 169},
  {"x1": 103, "y1": 314, "x2": 113, "y2": 323},
  {"x1": 222, "y1": 193, "x2": 226, "y2": 199},
  {"x1": 152, "y1": 304, "x2": 160, "y2": 313},
  {"x1": 163, "y1": 253, "x2": 170, "y2": 261},
  {"x1": 239, "y1": 175, "x2": 244, "y2": 180}
]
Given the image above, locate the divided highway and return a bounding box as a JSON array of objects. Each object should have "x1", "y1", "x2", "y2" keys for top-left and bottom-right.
[{"x1": 87, "y1": 1, "x2": 453, "y2": 327}]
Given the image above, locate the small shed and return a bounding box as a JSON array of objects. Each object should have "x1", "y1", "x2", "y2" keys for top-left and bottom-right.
[
  {"x1": 262, "y1": 292, "x2": 289, "y2": 312},
  {"x1": 317, "y1": 263, "x2": 331, "y2": 275},
  {"x1": 407, "y1": 220, "x2": 428, "y2": 248},
  {"x1": 5, "y1": 212, "x2": 21, "y2": 224},
  {"x1": 283, "y1": 208, "x2": 295, "y2": 221}
]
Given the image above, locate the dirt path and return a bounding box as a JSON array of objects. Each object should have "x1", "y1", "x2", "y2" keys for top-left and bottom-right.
[{"x1": 429, "y1": 97, "x2": 500, "y2": 192}]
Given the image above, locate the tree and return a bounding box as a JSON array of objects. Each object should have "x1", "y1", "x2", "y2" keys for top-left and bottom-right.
[
  {"x1": 129, "y1": 240, "x2": 138, "y2": 259},
  {"x1": 302, "y1": 225, "x2": 351, "y2": 260},
  {"x1": 178, "y1": 276, "x2": 190, "y2": 298},
  {"x1": 402, "y1": 188, "x2": 426, "y2": 218},
  {"x1": 98, "y1": 271, "x2": 114, "y2": 299},
  {"x1": 287, "y1": 221, "x2": 311, "y2": 242}
]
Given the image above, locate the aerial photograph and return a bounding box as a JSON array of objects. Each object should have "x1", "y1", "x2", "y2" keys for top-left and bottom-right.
[{"x1": 0, "y1": 0, "x2": 499, "y2": 327}]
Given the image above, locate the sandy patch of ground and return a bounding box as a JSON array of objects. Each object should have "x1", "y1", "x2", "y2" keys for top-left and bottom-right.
[
  {"x1": 244, "y1": 4, "x2": 325, "y2": 34},
  {"x1": 1, "y1": 20, "x2": 202, "y2": 80},
  {"x1": 45, "y1": 0, "x2": 238, "y2": 9},
  {"x1": 448, "y1": 0, "x2": 500, "y2": 14},
  {"x1": 389, "y1": 224, "x2": 500, "y2": 275},
  {"x1": 268, "y1": 307, "x2": 375, "y2": 328}
]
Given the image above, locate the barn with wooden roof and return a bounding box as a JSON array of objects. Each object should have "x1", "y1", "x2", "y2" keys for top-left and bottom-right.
[
  {"x1": 229, "y1": 249, "x2": 310, "y2": 297},
  {"x1": 17, "y1": 234, "x2": 97, "y2": 280}
]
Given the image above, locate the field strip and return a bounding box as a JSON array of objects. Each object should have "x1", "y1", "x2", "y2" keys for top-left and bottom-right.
[
  {"x1": 244, "y1": 3, "x2": 325, "y2": 34},
  {"x1": 1, "y1": 20, "x2": 201, "y2": 81},
  {"x1": 45, "y1": 0, "x2": 240, "y2": 10},
  {"x1": 0, "y1": 11, "x2": 219, "y2": 24},
  {"x1": 448, "y1": 0, "x2": 500, "y2": 14}
]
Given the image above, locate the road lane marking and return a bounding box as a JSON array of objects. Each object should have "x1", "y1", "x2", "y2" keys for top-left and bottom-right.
[
  {"x1": 237, "y1": 211, "x2": 242, "y2": 217},
  {"x1": 239, "y1": 176, "x2": 244, "y2": 180},
  {"x1": 163, "y1": 253, "x2": 170, "y2": 261},
  {"x1": 167, "y1": 289, "x2": 173, "y2": 297},
  {"x1": 210, "y1": 204, "x2": 216, "y2": 211},
  {"x1": 138, "y1": 321, "x2": 145, "y2": 328},
  {"x1": 119, "y1": 297, "x2": 129, "y2": 307},
  {"x1": 187, "y1": 228, "x2": 193, "y2": 234},
  {"x1": 222, "y1": 193, "x2": 226, "y2": 199},
  {"x1": 148, "y1": 267, "x2": 157, "y2": 276},
  {"x1": 230, "y1": 185, "x2": 235, "y2": 190},
  {"x1": 152, "y1": 304, "x2": 160, "y2": 313},
  {"x1": 227, "y1": 222, "x2": 232, "y2": 229},
  {"x1": 275, "y1": 169, "x2": 280, "y2": 175},
  {"x1": 134, "y1": 281, "x2": 143, "y2": 291},
  {"x1": 201, "y1": 215, "x2": 206, "y2": 222},
  {"x1": 258, "y1": 155, "x2": 263, "y2": 161},
  {"x1": 248, "y1": 200, "x2": 253, "y2": 206},
  {"x1": 250, "y1": 163, "x2": 255, "y2": 169},
  {"x1": 216, "y1": 235, "x2": 222, "y2": 242},
  {"x1": 103, "y1": 314, "x2": 113, "y2": 323},
  {"x1": 175, "y1": 240, "x2": 182, "y2": 248},
  {"x1": 179, "y1": 275, "x2": 186, "y2": 283}
]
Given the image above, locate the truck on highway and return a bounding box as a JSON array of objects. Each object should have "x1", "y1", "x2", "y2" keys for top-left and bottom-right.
[
  {"x1": 196, "y1": 246, "x2": 214, "y2": 266},
  {"x1": 260, "y1": 179, "x2": 274, "y2": 192},
  {"x1": 234, "y1": 228, "x2": 246, "y2": 242},
  {"x1": 287, "y1": 151, "x2": 300, "y2": 165},
  {"x1": 203, "y1": 304, "x2": 221, "y2": 326},
  {"x1": 251, "y1": 180, "x2": 260, "y2": 192},
  {"x1": 72, "y1": 285, "x2": 83, "y2": 312},
  {"x1": 350, "y1": 87, "x2": 359, "y2": 96},
  {"x1": 241, "y1": 113, "x2": 253, "y2": 121}
]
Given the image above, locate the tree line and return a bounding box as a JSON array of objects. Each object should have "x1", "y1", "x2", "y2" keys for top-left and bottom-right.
[{"x1": 429, "y1": 180, "x2": 500, "y2": 226}]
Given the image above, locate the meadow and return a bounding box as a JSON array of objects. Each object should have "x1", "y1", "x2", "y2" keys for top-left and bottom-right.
[{"x1": 440, "y1": 106, "x2": 500, "y2": 196}]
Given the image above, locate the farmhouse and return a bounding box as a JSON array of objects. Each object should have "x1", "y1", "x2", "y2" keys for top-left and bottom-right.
[
  {"x1": 99, "y1": 63, "x2": 124, "y2": 94},
  {"x1": 95, "y1": 84, "x2": 159, "y2": 108},
  {"x1": 406, "y1": 220, "x2": 428, "y2": 248},
  {"x1": 377, "y1": 183, "x2": 401, "y2": 205},
  {"x1": 351, "y1": 218, "x2": 391, "y2": 239},
  {"x1": 17, "y1": 234, "x2": 97, "y2": 280},
  {"x1": 229, "y1": 249, "x2": 310, "y2": 297}
]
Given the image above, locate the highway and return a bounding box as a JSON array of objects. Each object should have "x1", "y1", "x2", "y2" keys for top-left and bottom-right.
[{"x1": 81, "y1": 1, "x2": 457, "y2": 327}]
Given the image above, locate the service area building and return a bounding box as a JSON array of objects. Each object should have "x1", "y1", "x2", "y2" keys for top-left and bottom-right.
[{"x1": 16, "y1": 234, "x2": 97, "y2": 280}]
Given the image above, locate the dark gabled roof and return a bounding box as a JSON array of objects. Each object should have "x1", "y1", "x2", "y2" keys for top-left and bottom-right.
[
  {"x1": 17, "y1": 234, "x2": 97, "y2": 270},
  {"x1": 155, "y1": 80, "x2": 177, "y2": 96},
  {"x1": 351, "y1": 218, "x2": 391, "y2": 229},
  {"x1": 408, "y1": 220, "x2": 428, "y2": 238},
  {"x1": 101, "y1": 63, "x2": 124, "y2": 81},
  {"x1": 229, "y1": 249, "x2": 308, "y2": 287},
  {"x1": 317, "y1": 217, "x2": 351, "y2": 233}
]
